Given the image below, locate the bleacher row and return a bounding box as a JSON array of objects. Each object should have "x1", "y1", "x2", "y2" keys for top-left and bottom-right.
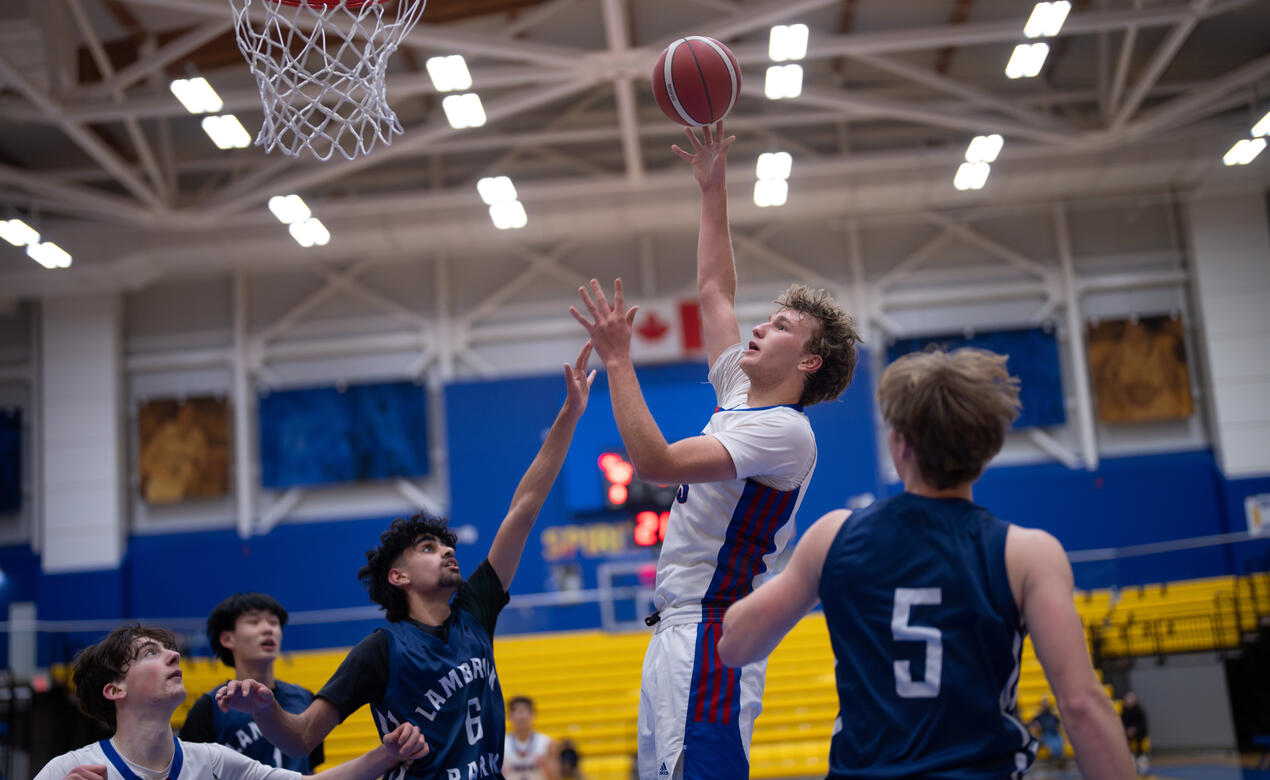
[{"x1": 169, "y1": 573, "x2": 1263, "y2": 779}]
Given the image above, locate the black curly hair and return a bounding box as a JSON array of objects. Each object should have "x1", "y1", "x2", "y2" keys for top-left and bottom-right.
[
  {"x1": 359, "y1": 515, "x2": 458, "y2": 622},
  {"x1": 206, "y1": 592, "x2": 289, "y2": 667}
]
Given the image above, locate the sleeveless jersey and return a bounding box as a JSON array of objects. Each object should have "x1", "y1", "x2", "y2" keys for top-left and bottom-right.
[
  {"x1": 655, "y1": 343, "x2": 816, "y2": 622},
  {"x1": 371, "y1": 613, "x2": 505, "y2": 780},
  {"x1": 820, "y1": 492, "x2": 1036, "y2": 779},
  {"x1": 202, "y1": 680, "x2": 318, "y2": 771},
  {"x1": 502, "y1": 732, "x2": 550, "y2": 780}
]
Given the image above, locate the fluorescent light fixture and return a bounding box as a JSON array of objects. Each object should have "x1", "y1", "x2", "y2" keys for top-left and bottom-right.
[
  {"x1": 753, "y1": 179, "x2": 788, "y2": 207},
  {"x1": 764, "y1": 64, "x2": 804, "y2": 100},
  {"x1": 169, "y1": 77, "x2": 223, "y2": 114},
  {"x1": 489, "y1": 201, "x2": 528, "y2": 230},
  {"x1": 288, "y1": 217, "x2": 331, "y2": 248},
  {"x1": 768, "y1": 24, "x2": 809, "y2": 62},
  {"x1": 756, "y1": 152, "x2": 793, "y2": 181},
  {"x1": 425, "y1": 55, "x2": 473, "y2": 92},
  {"x1": 268, "y1": 194, "x2": 311, "y2": 224},
  {"x1": 26, "y1": 241, "x2": 72, "y2": 269},
  {"x1": 1252, "y1": 110, "x2": 1270, "y2": 138},
  {"x1": 1005, "y1": 42, "x2": 1050, "y2": 79},
  {"x1": 954, "y1": 161, "x2": 991, "y2": 191},
  {"x1": 476, "y1": 176, "x2": 518, "y2": 206},
  {"x1": 965, "y1": 134, "x2": 1004, "y2": 163},
  {"x1": 1222, "y1": 137, "x2": 1267, "y2": 166},
  {"x1": 0, "y1": 218, "x2": 40, "y2": 247},
  {"x1": 201, "y1": 115, "x2": 252, "y2": 149},
  {"x1": 1024, "y1": 1, "x2": 1071, "y2": 38},
  {"x1": 442, "y1": 93, "x2": 487, "y2": 129}
]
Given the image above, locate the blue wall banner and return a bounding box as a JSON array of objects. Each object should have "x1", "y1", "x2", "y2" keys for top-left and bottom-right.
[
  {"x1": 259, "y1": 381, "x2": 430, "y2": 489},
  {"x1": 886, "y1": 326, "x2": 1066, "y2": 429}
]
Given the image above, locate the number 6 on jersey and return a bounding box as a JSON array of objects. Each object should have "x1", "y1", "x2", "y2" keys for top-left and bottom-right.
[{"x1": 892, "y1": 587, "x2": 942, "y2": 698}]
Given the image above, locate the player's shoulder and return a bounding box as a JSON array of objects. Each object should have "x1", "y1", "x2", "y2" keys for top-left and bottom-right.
[{"x1": 36, "y1": 743, "x2": 108, "y2": 776}]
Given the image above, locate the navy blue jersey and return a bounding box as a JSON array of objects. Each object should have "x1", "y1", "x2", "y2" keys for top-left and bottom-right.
[
  {"x1": 819, "y1": 493, "x2": 1036, "y2": 779},
  {"x1": 372, "y1": 612, "x2": 505, "y2": 779},
  {"x1": 181, "y1": 679, "x2": 322, "y2": 772}
]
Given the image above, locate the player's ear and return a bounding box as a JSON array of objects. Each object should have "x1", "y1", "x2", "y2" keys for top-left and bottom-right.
[
  {"x1": 103, "y1": 679, "x2": 126, "y2": 702},
  {"x1": 799, "y1": 352, "x2": 823, "y2": 373},
  {"x1": 219, "y1": 629, "x2": 236, "y2": 652},
  {"x1": 387, "y1": 566, "x2": 410, "y2": 588}
]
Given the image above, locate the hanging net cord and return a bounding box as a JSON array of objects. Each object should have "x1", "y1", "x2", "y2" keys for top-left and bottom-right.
[{"x1": 229, "y1": 0, "x2": 427, "y2": 161}]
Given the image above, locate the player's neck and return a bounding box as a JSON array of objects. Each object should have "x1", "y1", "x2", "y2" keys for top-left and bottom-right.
[
  {"x1": 234, "y1": 658, "x2": 275, "y2": 689},
  {"x1": 513, "y1": 726, "x2": 533, "y2": 741},
  {"x1": 744, "y1": 374, "x2": 803, "y2": 408},
  {"x1": 112, "y1": 707, "x2": 178, "y2": 771},
  {"x1": 408, "y1": 591, "x2": 453, "y2": 626},
  {"x1": 904, "y1": 480, "x2": 973, "y2": 501}
]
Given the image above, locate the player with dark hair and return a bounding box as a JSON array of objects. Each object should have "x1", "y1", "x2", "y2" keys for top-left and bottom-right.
[
  {"x1": 504, "y1": 696, "x2": 559, "y2": 780},
  {"x1": 718, "y1": 347, "x2": 1137, "y2": 780},
  {"x1": 181, "y1": 592, "x2": 324, "y2": 771},
  {"x1": 35, "y1": 624, "x2": 427, "y2": 780},
  {"x1": 570, "y1": 121, "x2": 860, "y2": 780},
  {"x1": 218, "y1": 344, "x2": 596, "y2": 779}
]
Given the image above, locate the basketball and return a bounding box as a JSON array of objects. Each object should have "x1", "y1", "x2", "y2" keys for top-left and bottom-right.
[{"x1": 652, "y1": 36, "x2": 742, "y2": 127}]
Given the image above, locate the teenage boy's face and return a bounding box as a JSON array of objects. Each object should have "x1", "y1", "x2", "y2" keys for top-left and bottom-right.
[
  {"x1": 112, "y1": 636, "x2": 185, "y2": 710},
  {"x1": 222, "y1": 609, "x2": 283, "y2": 666},
  {"x1": 740, "y1": 308, "x2": 820, "y2": 382},
  {"x1": 393, "y1": 534, "x2": 462, "y2": 594}
]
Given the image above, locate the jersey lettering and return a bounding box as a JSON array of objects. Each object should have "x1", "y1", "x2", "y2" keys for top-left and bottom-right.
[{"x1": 891, "y1": 587, "x2": 942, "y2": 698}]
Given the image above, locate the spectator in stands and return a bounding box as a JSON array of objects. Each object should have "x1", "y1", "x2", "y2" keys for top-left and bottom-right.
[
  {"x1": 717, "y1": 347, "x2": 1137, "y2": 780},
  {"x1": 1029, "y1": 696, "x2": 1066, "y2": 768},
  {"x1": 181, "y1": 592, "x2": 324, "y2": 771},
  {"x1": 1120, "y1": 691, "x2": 1150, "y2": 773},
  {"x1": 34, "y1": 623, "x2": 427, "y2": 780},
  {"x1": 558, "y1": 739, "x2": 583, "y2": 779}
]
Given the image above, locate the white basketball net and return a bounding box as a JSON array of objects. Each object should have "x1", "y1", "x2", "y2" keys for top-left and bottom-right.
[{"x1": 229, "y1": 0, "x2": 426, "y2": 161}]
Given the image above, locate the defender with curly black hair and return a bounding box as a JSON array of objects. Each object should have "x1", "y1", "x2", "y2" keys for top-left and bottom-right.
[{"x1": 217, "y1": 343, "x2": 597, "y2": 780}]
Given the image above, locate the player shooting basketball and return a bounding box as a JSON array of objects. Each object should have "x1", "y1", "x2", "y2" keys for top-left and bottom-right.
[{"x1": 570, "y1": 121, "x2": 860, "y2": 780}]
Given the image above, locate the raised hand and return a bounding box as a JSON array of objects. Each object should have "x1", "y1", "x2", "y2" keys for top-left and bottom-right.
[
  {"x1": 215, "y1": 678, "x2": 275, "y2": 714},
  {"x1": 60, "y1": 767, "x2": 108, "y2": 780},
  {"x1": 671, "y1": 121, "x2": 735, "y2": 192},
  {"x1": 569, "y1": 278, "x2": 639, "y2": 368},
  {"x1": 564, "y1": 341, "x2": 597, "y2": 416},
  {"x1": 381, "y1": 722, "x2": 430, "y2": 763}
]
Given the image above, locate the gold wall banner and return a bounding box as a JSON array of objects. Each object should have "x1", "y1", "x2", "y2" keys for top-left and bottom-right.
[
  {"x1": 1087, "y1": 315, "x2": 1193, "y2": 423},
  {"x1": 138, "y1": 397, "x2": 230, "y2": 503}
]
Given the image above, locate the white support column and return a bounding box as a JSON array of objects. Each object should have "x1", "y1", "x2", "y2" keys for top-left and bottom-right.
[
  {"x1": 1054, "y1": 203, "x2": 1099, "y2": 471},
  {"x1": 39, "y1": 294, "x2": 126, "y2": 572},
  {"x1": 1186, "y1": 193, "x2": 1270, "y2": 477},
  {"x1": 232, "y1": 270, "x2": 256, "y2": 539}
]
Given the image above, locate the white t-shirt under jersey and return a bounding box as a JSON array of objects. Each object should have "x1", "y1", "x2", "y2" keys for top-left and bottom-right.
[
  {"x1": 653, "y1": 342, "x2": 817, "y2": 621},
  {"x1": 35, "y1": 739, "x2": 303, "y2": 780},
  {"x1": 503, "y1": 731, "x2": 552, "y2": 780}
]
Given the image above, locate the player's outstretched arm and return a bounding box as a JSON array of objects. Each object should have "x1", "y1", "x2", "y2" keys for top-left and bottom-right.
[
  {"x1": 572, "y1": 278, "x2": 736, "y2": 486},
  {"x1": 307, "y1": 722, "x2": 428, "y2": 780},
  {"x1": 672, "y1": 121, "x2": 741, "y2": 368},
  {"x1": 719, "y1": 509, "x2": 849, "y2": 667},
  {"x1": 487, "y1": 341, "x2": 595, "y2": 591},
  {"x1": 216, "y1": 678, "x2": 340, "y2": 757},
  {"x1": 1007, "y1": 528, "x2": 1136, "y2": 780}
]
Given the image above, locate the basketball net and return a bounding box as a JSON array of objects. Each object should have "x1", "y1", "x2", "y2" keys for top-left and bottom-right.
[{"x1": 229, "y1": 0, "x2": 427, "y2": 161}]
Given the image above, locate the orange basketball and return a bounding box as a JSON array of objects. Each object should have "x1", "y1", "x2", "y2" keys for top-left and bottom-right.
[{"x1": 652, "y1": 36, "x2": 742, "y2": 127}]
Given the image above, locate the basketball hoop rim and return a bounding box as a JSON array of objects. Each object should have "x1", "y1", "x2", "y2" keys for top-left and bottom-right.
[{"x1": 271, "y1": 0, "x2": 382, "y2": 7}]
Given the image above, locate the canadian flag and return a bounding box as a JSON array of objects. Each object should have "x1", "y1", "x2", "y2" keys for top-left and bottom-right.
[{"x1": 628, "y1": 299, "x2": 704, "y2": 364}]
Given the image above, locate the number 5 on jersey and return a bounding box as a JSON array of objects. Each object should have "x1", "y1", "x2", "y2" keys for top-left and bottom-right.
[{"x1": 892, "y1": 587, "x2": 942, "y2": 698}]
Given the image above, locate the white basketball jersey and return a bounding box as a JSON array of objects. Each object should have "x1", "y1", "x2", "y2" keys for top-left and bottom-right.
[
  {"x1": 654, "y1": 343, "x2": 817, "y2": 622},
  {"x1": 503, "y1": 731, "x2": 552, "y2": 780}
]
